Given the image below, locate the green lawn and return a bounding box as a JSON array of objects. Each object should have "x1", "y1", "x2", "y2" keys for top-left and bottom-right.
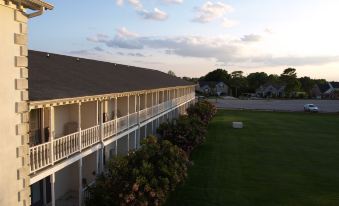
[{"x1": 166, "y1": 110, "x2": 339, "y2": 206}]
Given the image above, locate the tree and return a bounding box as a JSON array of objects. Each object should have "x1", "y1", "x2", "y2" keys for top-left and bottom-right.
[
  {"x1": 86, "y1": 136, "x2": 189, "y2": 206},
  {"x1": 167, "y1": 70, "x2": 176, "y2": 77},
  {"x1": 229, "y1": 71, "x2": 248, "y2": 97},
  {"x1": 202, "y1": 69, "x2": 230, "y2": 84},
  {"x1": 280, "y1": 68, "x2": 301, "y2": 97},
  {"x1": 299, "y1": 76, "x2": 316, "y2": 96},
  {"x1": 246, "y1": 72, "x2": 269, "y2": 92}
]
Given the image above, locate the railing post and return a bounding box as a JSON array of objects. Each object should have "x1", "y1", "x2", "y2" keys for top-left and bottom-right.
[{"x1": 50, "y1": 106, "x2": 55, "y2": 165}]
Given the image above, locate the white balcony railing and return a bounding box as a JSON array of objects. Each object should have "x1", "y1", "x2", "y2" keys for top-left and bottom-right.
[
  {"x1": 30, "y1": 142, "x2": 51, "y2": 173},
  {"x1": 139, "y1": 109, "x2": 147, "y2": 122},
  {"x1": 129, "y1": 112, "x2": 138, "y2": 127},
  {"x1": 81, "y1": 126, "x2": 100, "y2": 149},
  {"x1": 103, "y1": 119, "x2": 116, "y2": 139},
  {"x1": 29, "y1": 93, "x2": 195, "y2": 173},
  {"x1": 117, "y1": 116, "x2": 128, "y2": 133},
  {"x1": 54, "y1": 132, "x2": 80, "y2": 162}
]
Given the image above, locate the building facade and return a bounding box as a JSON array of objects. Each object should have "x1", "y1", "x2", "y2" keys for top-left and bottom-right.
[
  {"x1": 0, "y1": 1, "x2": 53, "y2": 206},
  {"x1": 0, "y1": 1, "x2": 196, "y2": 206}
]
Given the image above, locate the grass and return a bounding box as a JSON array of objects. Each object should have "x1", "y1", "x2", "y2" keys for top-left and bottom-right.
[{"x1": 166, "y1": 110, "x2": 339, "y2": 206}]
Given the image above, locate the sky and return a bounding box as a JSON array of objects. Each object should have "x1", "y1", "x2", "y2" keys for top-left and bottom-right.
[{"x1": 29, "y1": 0, "x2": 339, "y2": 80}]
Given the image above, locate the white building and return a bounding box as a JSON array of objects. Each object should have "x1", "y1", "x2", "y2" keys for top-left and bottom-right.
[{"x1": 0, "y1": 1, "x2": 196, "y2": 206}]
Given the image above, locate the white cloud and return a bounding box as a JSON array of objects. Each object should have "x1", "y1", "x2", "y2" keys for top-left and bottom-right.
[
  {"x1": 128, "y1": 0, "x2": 143, "y2": 9},
  {"x1": 116, "y1": 0, "x2": 124, "y2": 6},
  {"x1": 162, "y1": 0, "x2": 183, "y2": 4},
  {"x1": 138, "y1": 8, "x2": 168, "y2": 21},
  {"x1": 116, "y1": 27, "x2": 139, "y2": 38},
  {"x1": 241, "y1": 34, "x2": 262, "y2": 42},
  {"x1": 193, "y1": 1, "x2": 233, "y2": 23},
  {"x1": 87, "y1": 33, "x2": 339, "y2": 67},
  {"x1": 116, "y1": 0, "x2": 143, "y2": 9},
  {"x1": 221, "y1": 18, "x2": 237, "y2": 28}
]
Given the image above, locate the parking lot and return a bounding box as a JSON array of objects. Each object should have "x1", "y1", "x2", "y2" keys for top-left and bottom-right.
[{"x1": 212, "y1": 99, "x2": 339, "y2": 113}]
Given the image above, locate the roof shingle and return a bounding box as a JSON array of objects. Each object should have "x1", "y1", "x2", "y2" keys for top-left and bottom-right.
[{"x1": 28, "y1": 50, "x2": 194, "y2": 101}]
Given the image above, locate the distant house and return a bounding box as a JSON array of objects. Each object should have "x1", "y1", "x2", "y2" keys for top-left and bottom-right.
[
  {"x1": 256, "y1": 83, "x2": 286, "y2": 98},
  {"x1": 311, "y1": 82, "x2": 339, "y2": 99},
  {"x1": 197, "y1": 81, "x2": 229, "y2": 95}
]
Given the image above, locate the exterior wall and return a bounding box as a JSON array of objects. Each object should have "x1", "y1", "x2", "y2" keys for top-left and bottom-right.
[
  {"x1": 117, "y1": 135, "x2": 128, "y2": 155},
  {"x1": 117, "y1": 96, "x2": 128, "y2": 117},
  {"x1": 0, "y1": 2, "x2": 30, "y2": 206},
  {"x1": 54, "y1": 104, "x2": 79, "y2": 137},
  {"x1": 81, "y1": 101, "x2": 97, "y2": 129},
  {"x1": 104, "y1": 141, "x2": 117, "y2": 162},
  {"x1": 82, "y1": 152, "x2": 97, "y2": 185},
  {"x1": 55, "y1": 162, "x2": 78, "y2": 200}
]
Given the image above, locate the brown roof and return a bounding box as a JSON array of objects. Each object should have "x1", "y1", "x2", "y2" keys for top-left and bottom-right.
[{"x1": 28, "y1": 50, "x2": 194, "y2": 101}]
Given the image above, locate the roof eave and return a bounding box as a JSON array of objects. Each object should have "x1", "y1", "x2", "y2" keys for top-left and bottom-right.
[{"x1": 10, "y1": 0, "x2": 53, "y2": 10}]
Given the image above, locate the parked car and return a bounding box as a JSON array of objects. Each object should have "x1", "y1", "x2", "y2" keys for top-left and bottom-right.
[{"x1": 304, "y1": 104, "x2": 319, "y2": 112}]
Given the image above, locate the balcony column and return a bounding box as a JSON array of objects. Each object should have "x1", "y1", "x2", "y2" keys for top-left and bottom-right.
[
  {"x1": 78, "y1": 158, "x2": 83, "y2": 206},
  {"x1": 127, "y1": 95, "x2": 130, "y2": 152},
  {"x1": 50, "y1": 106, "x2": 55, "y2": 165},
  {"x1": 145, "y1": 92, "x2": 147, "y2": 110},
  {"x1": 114, "y1": 97, "x2": 117, "y2": 134},
  {"x1": 137, "y1": 94, "x2": 141, "y2": 148},
  {"x1": 98, "y1": 101, "x2": 104, "y2": 173},
  {"x1": 127, "y1": 95, "x2": 130, "y2": 128},
  {"x1": 78, "y1": 102, "x2": 82, "y2": 151},
  {"x1": 151, "y1": 91, "x2": 154, "y2": 116},
  {"x1": 50, "y1": 173, "x2": 55, "y2": 206},
  {"x1": 42, "y1": 178, "x2": 47, "y2": 205},
  {"x1": 134, "y1": 95, "x2": 137, "y2": 149}
]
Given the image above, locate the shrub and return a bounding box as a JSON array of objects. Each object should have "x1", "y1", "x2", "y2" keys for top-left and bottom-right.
[
  {"x1": 186, "y1": 100, "x2": 217, "y2": 125},
  {"x1": 86, "y1": 136, "x2": 189, "y2": 206},
  {"x1": 157, "y1": 115, "x2": 207, "y2": 154}
]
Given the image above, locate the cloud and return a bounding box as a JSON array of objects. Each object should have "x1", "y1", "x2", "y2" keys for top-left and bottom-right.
[
  {"x1": 87, "y1": 33, "x2": 143, "y2": 49},
  {"x1": 265, "y1": 28, "x2": 273, "y2": 34},
  {"x1": 94, "y1": 46, "x2": 104, "y2": 51},
  {"x1": 116, "y1": 0, "x2": 124, "y2": 6},
  {"x1": 138, "y1": 8, "x2": 168, "y2": 21},
  {"x1": 222, "y1": 18, "x2": 237, "y2": 28},
  {"x1": 87, "y1": 32, "x2": 339, "y2": 67},
  {"x1": 128, "y1": 0, "x2": 143, "y2": 9},
  {"x1": 192, "y1": 1, "x2": 233, "y2": 23},
  {"x1": 162, "y1": 0, "x2": 183, "y2": 4},
  {"x1": 117, "y1": 52, "x2": 147, "y2": 57},
  {"x1": 241, "y1": 34, "x2": 262, "y2": 42},
  {"x1": 116, "y1": 0, "x2": 143, "y2": 9},
  {"x1": 116, "y1": 27, "x2": 139, "y2": 38}
]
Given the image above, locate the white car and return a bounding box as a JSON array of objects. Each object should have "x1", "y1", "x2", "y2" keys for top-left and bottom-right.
[{"x1": 304, "y1": 104, "x2": 319, "y2": 112}]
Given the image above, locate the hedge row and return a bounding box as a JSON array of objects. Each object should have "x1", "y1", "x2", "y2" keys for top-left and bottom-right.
[
  {"x1": 157, "y1": 100, "x2": 217, "y2": 155},
  {"x1": 86, "y1": 100, "x2": 217, "y2": 206}
]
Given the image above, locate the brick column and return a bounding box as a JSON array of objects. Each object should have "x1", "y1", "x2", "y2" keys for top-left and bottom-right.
[{"x1": 14, "y1": 9, "x2": 31, "y2": 206}]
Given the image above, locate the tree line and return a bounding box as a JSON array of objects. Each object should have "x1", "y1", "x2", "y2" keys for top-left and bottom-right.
[{"x1": 182, "y1": 68, "x2": 326, "y2": 97}]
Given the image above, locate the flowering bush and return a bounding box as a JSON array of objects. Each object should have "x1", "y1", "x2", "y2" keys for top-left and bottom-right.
[
  {"x1": 157, "y1": 115, "x2": 207, "y2": 154},
  {"x1": 86, "y1": 136, "x2": 189, "y2": 206},
  {"x1": 186, "y1": 100, "x2": 217, "y2": 125}
]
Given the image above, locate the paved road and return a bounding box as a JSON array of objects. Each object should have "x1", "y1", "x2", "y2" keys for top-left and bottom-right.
[{"x1": 212, "y1": 99, "x2": 339, "y2": 113}]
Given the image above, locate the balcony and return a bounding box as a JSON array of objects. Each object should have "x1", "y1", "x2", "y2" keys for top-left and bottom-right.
[{"x1": 29, "y1": 93, "x2": 195, "y2": 174}]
